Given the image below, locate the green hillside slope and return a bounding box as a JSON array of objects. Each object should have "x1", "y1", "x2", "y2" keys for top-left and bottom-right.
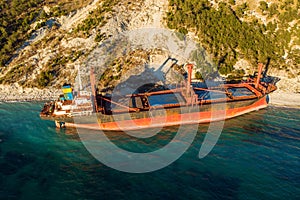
[{"x1": 166, "y1": 0, "x2": 300, "y2": 76}]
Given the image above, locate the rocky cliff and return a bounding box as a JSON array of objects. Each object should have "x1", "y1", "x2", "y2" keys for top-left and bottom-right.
[{"x1": 0, "y1": 0, "x2": 299, "y2": 103}]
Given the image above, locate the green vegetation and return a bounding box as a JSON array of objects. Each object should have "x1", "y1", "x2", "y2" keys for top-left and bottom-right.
[
  {"x1": 37, "y1": 70, "x2": 54, "y2": 87},
  {"x1": 259, "y1": 1, "x2": 268, "y2": 12},
  {"x1": 0, "y1": 0, "x2": 93, "y2": 68},
  {"x1": 35, "y1": 55, "x2": 68, "y2": 88},
  {"x1": 1, "y1": 0, "x2": 299, "y2": 89},
  {"x1": 95, "y1": 32, "x2": 107, "y2": 43},
  {"x1": 0, "y1": 63, "x2": 36, "y2": 85},
  {"x1": 0, "y1": 0, "x2": 43, "y2": 67},
  {"x1": 194, "y1": 71, "x2": 203, "y2": 80},
  {"x1": 97, "y1": 50, "x2": 149, "y2": 91},
  {"x1": 73, "y1": 0, "x2": 119, "y2": 38},
  {"x1": 166, "y1": 0, "x2": 300, "y2": 75}
]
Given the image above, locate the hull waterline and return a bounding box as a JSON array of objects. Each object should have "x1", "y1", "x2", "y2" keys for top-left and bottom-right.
[{"x1": 60, "y1": 96, "x2": 268, "y2": 131}]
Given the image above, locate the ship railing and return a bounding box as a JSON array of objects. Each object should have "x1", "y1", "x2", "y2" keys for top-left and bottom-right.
[{"x1": 71, "y1": 110, "x2": 93, "y2": 116}]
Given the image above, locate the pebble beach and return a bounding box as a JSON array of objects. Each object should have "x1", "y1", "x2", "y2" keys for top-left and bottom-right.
[{"x1": 1, "y1": 83, "x2": 300, "y2": 109}]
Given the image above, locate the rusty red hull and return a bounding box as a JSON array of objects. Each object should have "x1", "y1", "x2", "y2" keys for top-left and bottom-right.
[
  {"x1": 41, "y1": 62, "x2": 279, "y2": 131},
  {"x1": 61, "y1": 96, "x2": 268, "y2": 131}
]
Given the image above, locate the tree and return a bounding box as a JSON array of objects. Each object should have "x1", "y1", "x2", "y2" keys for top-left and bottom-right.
[
  {"x1": 259, "y1": 1, "x2": 268, "y2": 12},
  {"x1": 195, "y1": 71, "x2": 203, "y2": 80},
  {"x1": 268, "y1": 3, "x2": 278, "y2": 17}
]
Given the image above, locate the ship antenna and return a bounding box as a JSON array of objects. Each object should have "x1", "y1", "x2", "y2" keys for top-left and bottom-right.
[
  {"x1": 76, "y1": 65, "x2": 83, "y2": 91},
  {"x1": 90, "y1": 67, "x2": 98, "y2": 112}
]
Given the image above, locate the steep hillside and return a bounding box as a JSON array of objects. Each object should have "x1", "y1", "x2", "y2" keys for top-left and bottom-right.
[
  {"x1": 0, "y1": 0, "x2": 299, "y2": 101},
  {"x1": 0, "y1": 0, "x2": 118, "y2": 88},
  {"x1": 0, "y1": 0, "x2": 167, "y2": 87},
  {"x1": 172, "y1": 0, "x2": 300, "y2": 94}
]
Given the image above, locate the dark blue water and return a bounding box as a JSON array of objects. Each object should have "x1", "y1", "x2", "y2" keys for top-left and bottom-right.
[{"x1": 0, "y1": 102, "x2": 299, "y2": 199}]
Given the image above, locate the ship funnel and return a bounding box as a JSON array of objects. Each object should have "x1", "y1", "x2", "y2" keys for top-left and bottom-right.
[
  {"x1": 255, "y1": 63, "x2": 264, "y2": 88},
  {"x1": 62, "y1": 84, "x2": 73, "y2": 100}
]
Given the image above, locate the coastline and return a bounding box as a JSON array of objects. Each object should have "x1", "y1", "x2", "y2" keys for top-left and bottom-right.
[
  {"x1": 1, "y1": 84, "x2": 299, "y2": 109},
  {"x1": 269, "y1": 91, "x2": 300, "y2": 109},
  {"x1": 0, "y1": 84, "x2": 60, "y2": 102}
]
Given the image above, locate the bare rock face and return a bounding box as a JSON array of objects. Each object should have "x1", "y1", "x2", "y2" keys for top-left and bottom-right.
[
  {"x1": 0, "y1": 83, "x2": 61, "y2": 101},
  {"x1": 0, "y1": 0, "x2": 299, "y2": 104}
]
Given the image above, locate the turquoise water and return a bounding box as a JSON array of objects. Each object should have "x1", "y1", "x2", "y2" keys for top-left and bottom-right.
[{"x1": 0, "y1": 102, "x2": 299, "y2": 199}]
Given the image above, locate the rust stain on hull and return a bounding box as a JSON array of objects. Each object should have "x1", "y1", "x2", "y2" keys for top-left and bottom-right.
[{"x1": 62, "y1": 96, "x2": 267, "y2": 131}]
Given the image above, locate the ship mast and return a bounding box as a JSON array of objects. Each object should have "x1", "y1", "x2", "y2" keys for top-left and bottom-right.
[
  {"x1": 186, "y1": 63, "x2": 193, "y2": 96},
  {"x1": 76, "y1": 65, "x2": 83, "y2": 91},
  {"x1": 90, "y1": 67, "x2": 98, "y2": 112},
  {"x1": 255, "y1": 63, "x2": 264, "y2": 89}
]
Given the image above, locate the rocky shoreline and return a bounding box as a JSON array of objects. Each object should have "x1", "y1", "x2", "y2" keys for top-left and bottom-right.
[
  {"x1": 0, "y1": 84, "x2": 61, "y2": 102},
  {"x1": 269, "y1": 91, "x2": 300, "y2": 109},
  {"x1": 1, "y1": 84, "x2": 299, "y2": 109}
]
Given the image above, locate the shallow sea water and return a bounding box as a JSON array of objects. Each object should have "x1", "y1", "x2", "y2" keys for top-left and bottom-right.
[{"x1": 0, "y1": 102, "x2": 299, "y2": 199}]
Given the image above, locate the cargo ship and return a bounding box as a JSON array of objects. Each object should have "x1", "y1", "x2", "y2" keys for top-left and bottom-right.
[{"x1": 40, "y1": 63, "x2": 278, "y2": 131}]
